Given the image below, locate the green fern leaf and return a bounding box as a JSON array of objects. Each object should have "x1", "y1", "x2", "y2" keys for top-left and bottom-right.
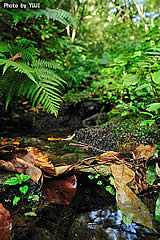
[{"x1": 0, "y1": 59, "x2": 37, "y2": 84}]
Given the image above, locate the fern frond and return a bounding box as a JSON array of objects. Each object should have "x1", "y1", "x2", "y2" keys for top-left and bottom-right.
[
  {"x1": 0, "y1": 57, "x2": 66, "y2": 115},
  {"x1": 25, "y1": 8, "x2": 78, "y2": 28},
  {"x1": 0, "y1": 8, "x2": 78, "y2": 28},
  {"x1": 0, "y1": 59, "x2": 37, "y2": 84},
  {"x1": 32, "y1": 59, "x2": 63, "y2": 70}
]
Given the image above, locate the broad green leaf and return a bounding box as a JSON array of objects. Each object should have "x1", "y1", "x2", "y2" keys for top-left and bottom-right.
[
  {"x1": 88, "y1": 174, "x2": 95, "y2": 180},
  {"x1": 123, "y1": 74, "x2": 139, "y2": 86},
  {"x1": 19, "y1": 185, "x2": 28, "y2": 195},
  {"x1": 27, "y1": 194, "x2": 39, "y2": 202},
  {"x1": 154, "y1": 149, "x2": 159, "y2": 158},
  {"x1": 121, "y1": 110, "x2": 130, "y2": 116},
  {"x1": 155, "y1": 144, "x2": 160, "y2": 149},
  {"x1": 13, "y1": 196, "x2": 21, "y2": 206},
  {"x1": 95, "y1": 174, "x2": 100, "y2": 179},
  {"x1": 3, "y1": 177, "x2": 19, "y2": 185},
  {"x1": 140, "y1": 120, "x2": 155, "y2": 127},
  {"x1": 146, "y1": 166, "x2": 157, "y2": 185},
  {"x1": 140, "y1": 111, "x2": 153, "y2": 117},
  {"x1": 122, "y1": 213, "x2": 132, "y2": 226},
  {"x1": 105, "y1": 185, "x2": 115, "y2": 195},
  {"x1": 20, "y1": 174, "x2": 31, "y2": 183},
  {"x1": 97, "y1": 180, "x2": 103, "y2": 185},
  {"x1": 146, "y1": 103, "x2": 160, "y2": 113},
  {"x1": 152, "y1": 70, "x2": 160, "y2": 84},
  {"x1": 30, "y1": 195, "x2": 39, "y2": 201},
  {"x1": 155, "y1": 197, "x2": 160, "y2": 221},
  {"x1": 24, "y1": 212, "x2": 37, "y2": 217}
]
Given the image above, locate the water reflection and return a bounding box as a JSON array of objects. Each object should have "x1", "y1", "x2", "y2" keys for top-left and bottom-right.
[{"x1": 84, "y1": 209, "x2": 156, "y2": 240}]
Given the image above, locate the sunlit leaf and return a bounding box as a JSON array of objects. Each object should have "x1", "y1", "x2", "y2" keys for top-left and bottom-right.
[
  {"x1": 3, "y1": 177, "x2": 19, "y2": 185},
  {"x1": 152, "y1": 70, "x2": 160, "y2": 85},
  {"x1": 146, "y1": 103, "x2": 160, "y2": 113},
  {"x1": 88, "y1": 174, "x2": 95, "y2": 180},
  {"x1": 48, "y1": 137, "x2": 62, "y2": 141},
  {"x1": 27, "y1": 194, "x2": 39, "y2": 201},
  {"x1": 105, "y1": 185, "x2": 115, "y2": 195},
  {"x1": 156, "y1": 163, "x2": 160, "y2": 177},
  {"x1": 19, "y1": 174, "x2": 31, "y2": 183},
  {"x1": 122, "y1": 213, "x2": 132, "y2": 226},
  {"x1": 123, "y1": 74, "x2": 139, "y2": 86},
  {"x1": 97, "y1": 180, "x2": 103, "y2": 185},
  {"x1": 13, "y1": 196, "x2": 21, "y2": 206},
  {"x1": 19, "y1": 185, "x2": 28, "y2": 195},
  {"x1": 24, "y1": 212, "x2": 37, "y2": 217}
]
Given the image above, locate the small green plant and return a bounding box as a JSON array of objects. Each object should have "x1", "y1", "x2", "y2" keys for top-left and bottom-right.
[
  {"x1": 3, "y1": 173, "x2": 39, "y2": 206},
  {"x1": 155, "y1": 196, "x2": 160, "y2": 221},
  {"x1": 88, "y1": 174, "x2": 115, "y2": 195}
]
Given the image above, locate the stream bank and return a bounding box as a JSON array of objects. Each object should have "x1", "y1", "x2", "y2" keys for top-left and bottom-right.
[{"x1": 0, "y1": 100, "x2": 160, "y2": 240}]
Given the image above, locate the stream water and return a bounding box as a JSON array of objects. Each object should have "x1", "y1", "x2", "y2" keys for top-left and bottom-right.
[{"x1": 1, "y1": 127, "x2": 160, "y2": 240}]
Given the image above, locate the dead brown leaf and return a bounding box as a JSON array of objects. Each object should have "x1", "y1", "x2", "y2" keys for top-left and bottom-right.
[
  {"x1": 43, "y1": 175, "x2": 77, "y2": 205},
  {"x1": 112, "y1": 179, "x2": 153, "y2": 229},
  {"x1": 55, "y1": 165, "x2": 75, "y2": 175},
  {"x1": 111, "y1": 164, "x2": 135, "y2": 184},
  {"x1": 25, "y1": 147, "x2": 55, "y2": 176},
  {"x1": 15, "y1": 157, "x2": 42, "y2": 183},
  {"x1": 134, "y1": 144, "x2": 157, "y2": 160},
  {"x1": 0, "y1": 203, "x2": 12, "y2": 240}
]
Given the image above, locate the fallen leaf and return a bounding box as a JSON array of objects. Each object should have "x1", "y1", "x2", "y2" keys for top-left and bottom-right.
[
  {"x1": 11, "y1": 142, "x2": 20, "y2": 146},
  {"x1": 113, "y1": 179, "x2": 153, "y2": 229},
  {"x1": 48, "y1": 137, "x2": 62, "y2": 141},
  {"x1": 15, "y1": 157, "x2": 42, "y2": 183},
  {"x1": 55, "y1": 165, "x2": 75, "y2": 175},
  {"x1": 0, "y1": 142, "x2": 10, "y2": 145},
  {"x1": 0, "y1": 203, "x2": 12, "y2": 240},
  {"x1": 0, "y1": 160, "x2": 17, "y2": 172},
  {"x1": 62, "y1": 133, "x2": 75, "y2": 141},
  {"x1": 111, "y1": 164, "x2": 135, "y2": 184},
  {"x1": 25, "y1": 147, "x2": 55, "y2": 176},
  {"x1": 134, "y1": 144, "x2": 157, "y2": 160},
  {"x1": 43, "y1": 175, "x2": 77, "y2": 205}
]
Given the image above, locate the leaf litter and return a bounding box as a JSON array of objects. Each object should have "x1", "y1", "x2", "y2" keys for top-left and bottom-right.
[{"x1": 0, "y1": 137, "x2": 159, "y2": 231}]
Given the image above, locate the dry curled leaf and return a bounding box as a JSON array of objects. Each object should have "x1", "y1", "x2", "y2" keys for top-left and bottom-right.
[
  {"x1": 134, "y1": 144, "x2": 157, "y2": 160},
  {"x1": 25, "y1": 147, "x2": 55, "y2": 176},
  {"x1": 15, "y1": 157, "x2": 42, "y2": 183}
]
